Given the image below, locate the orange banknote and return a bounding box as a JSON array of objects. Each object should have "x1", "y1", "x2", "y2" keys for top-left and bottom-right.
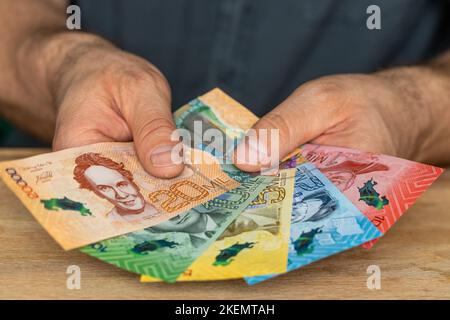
[{"x1": 0, "y1": 142, "x2": 239, "y2": 250}]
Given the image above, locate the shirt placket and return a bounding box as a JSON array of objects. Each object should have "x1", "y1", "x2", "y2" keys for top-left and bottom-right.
[{"x1": 207, "y1": 0, "x2": 255, "y2": 97}]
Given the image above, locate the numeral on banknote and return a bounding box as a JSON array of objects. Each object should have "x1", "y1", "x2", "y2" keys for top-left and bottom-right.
[
  {"x1": 202, "y1": 188, "x2": 250, "y2": 210},
  {"x1": 148, "y1": 180, "x2": 209, "y2": 213},
  {"x1": 251, "y1": 185, "x2": 286, "y2": 206},
  {"x1": 4, "y1": 168, "x2": 39, "y2": 199}
]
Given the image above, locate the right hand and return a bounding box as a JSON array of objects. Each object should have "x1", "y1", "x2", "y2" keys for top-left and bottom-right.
[{"x1": 51, "y1": 37, "x2": 184, "y2": 178}]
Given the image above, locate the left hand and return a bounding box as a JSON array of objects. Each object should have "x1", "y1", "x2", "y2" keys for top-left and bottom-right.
[{"x1": 234, "y1": 70, "x2": 429, "y2": 172}]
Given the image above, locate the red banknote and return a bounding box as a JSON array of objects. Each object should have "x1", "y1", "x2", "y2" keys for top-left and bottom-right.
[{"x1": 301, "y1": 144, "x2": 444, "y2": 249}]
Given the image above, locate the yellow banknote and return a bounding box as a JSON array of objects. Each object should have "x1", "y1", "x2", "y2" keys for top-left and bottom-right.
[
  {"x1": 141, "y1": 167, "x2": 295, "y2": 282},
  {"x1": 0, "y1": 142, "x2": 239, "y2": 250}
]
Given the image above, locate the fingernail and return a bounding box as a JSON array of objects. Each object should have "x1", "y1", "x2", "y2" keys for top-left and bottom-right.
[
  {"x1": 248, "y1": 138, "x2": 270, "y2": 164},
  {"x1": 235, "y1": 139, "x2": 269, "y2": 166},
  {"x1": 149, "y1": 145, "x2": 179, "y2": 167}
]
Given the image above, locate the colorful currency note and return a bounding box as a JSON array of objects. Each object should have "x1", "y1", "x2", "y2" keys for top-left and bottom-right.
[
  {"x1": 141, "y1": 167, "x2": 296, "y2": 282},
  {"x1": 81, "y1": 166, "x2": 271, "y2": 283},
  {"x1": 0, "y1": 143, "x2": 239, "y2": 250},
  {"x1": 245, "y1": 163, "x2": 383, "y2": 285},
  {"x1": 301, "y1": 144, "x2": 445, "y2": 248}
]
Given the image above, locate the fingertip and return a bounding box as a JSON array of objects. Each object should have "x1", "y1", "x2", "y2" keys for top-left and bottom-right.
[
  {"x1": 145, "y1": 144, "x2": 185, "y2": 179},
  {"x1": 232, "y1": 143, "x2": 265, "y2": 173},
  {"x1": 233, "y1": 161, "x2": 264, "y2": 173},
  {"x1": 147, "y1": 162, "x2": 185, "y2": 179}
]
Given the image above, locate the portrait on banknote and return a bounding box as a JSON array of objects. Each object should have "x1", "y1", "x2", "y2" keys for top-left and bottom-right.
[
  {"x1": 302, "y1": 146, "x2": 389, "y2": 191},
  {"x1": 73, "y1": 153, "x2": 158, "y2": 223},
  {"x1": 218, "y1": 206, "x2": 280, "y2": 240},
  {"x1": 149, "y1": 207, "x2": 231, "y2": 248},
  {"x1": 291, "y1": 189, "x2": 338, "y2": 223}
]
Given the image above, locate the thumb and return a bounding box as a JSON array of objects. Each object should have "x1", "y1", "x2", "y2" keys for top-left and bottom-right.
[
  {"x1": 124, "y1": 83, "x2": 184, "y2": 179},
  {"x1": 233, "y1": 85, "x2": 340, "y2": 172}
]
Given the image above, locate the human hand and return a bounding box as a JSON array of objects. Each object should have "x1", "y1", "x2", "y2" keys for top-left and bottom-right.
[
  {"x1": 51, "y1": 36, "x2": 183, "y2": 178},
  {"x1": 234, "y1": 70, "x2": 431, "y2": 172}
]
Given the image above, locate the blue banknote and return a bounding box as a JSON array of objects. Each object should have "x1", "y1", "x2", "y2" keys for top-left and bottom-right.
[{"x1": 245, "y1": 163, "x2": 383, "y2": 285}]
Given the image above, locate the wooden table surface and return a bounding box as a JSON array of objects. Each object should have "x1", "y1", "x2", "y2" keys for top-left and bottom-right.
[{"x1": 0, "y1": 148, "x2": 449, "y2": 300}]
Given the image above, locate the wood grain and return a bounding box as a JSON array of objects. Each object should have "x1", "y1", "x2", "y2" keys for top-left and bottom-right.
[{"x1": 0, "y1": 148, "x2": 449, "y2": 299}]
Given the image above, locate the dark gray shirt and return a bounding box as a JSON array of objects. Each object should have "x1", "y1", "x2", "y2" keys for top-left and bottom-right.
[{"x1": 75, "y1": 0, "x2": 450, "y2": 116}]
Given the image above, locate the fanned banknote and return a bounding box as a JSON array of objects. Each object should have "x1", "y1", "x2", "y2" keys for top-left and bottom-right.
[
  {"x1": 190, "y1": 89, "x2": 444, "y2": 249},
  {"x1": 141, "y1": 168, "x2": 296, "y2": 282},
  {"x1": 146, "y1": 88, "x2": 442, "y2": 283},
  {"x1": 0, "y1": 143, "x2": 239, "y2": 250},
  {"x1": 81, "y1": 166, "x2": 271, "y2": 283},
  {"x1": 245, "y1": 163, "x2": 383, "y2": 285},
  {"x1": 138, "y1": 89, "x2": 299, "y2": 282},
  {"x1": 137, "y1": 89, "x2": 299, "y2": 281},
  {"x1": 301, "y1": 144, "x2": 444, "y2": 248}
]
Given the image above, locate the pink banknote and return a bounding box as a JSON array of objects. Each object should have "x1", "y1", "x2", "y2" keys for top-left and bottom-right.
[{"x1": 301, "y1": 144, "x2": 444, "y2": 248}]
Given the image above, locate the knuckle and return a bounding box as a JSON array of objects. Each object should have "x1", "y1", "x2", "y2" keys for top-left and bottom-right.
[
  {"x1": 301, "y1": 78, "x2": 349, "y2": 103},
  {"x1": 299, "y1": 77, "x2": 363, "y2": 116},
  {"x1": 135, "y1": 117, "x2": 175, "y2": 144},
  {"x1": 258, "y1": 112, "x2": 293, "y2": 147},
  {"x1": 121, "y1": 68, "x2": 158, "y2": 90},
  {"x1": 102, "y1": 62, "x2": 170, "y2": 99}
]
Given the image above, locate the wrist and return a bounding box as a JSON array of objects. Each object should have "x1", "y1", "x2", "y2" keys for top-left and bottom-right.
[
  {"x1": 374, "y1": 67, "x2": 433, "y2": 159},
  {"x1": 19, "y1": 31, "x2": 118, "y2": 111},
  {"x1": 376, "y1": 65, "x2": 450, "y2": 164},
  {"x1": 35, "y1": 32, "x2": 118, "y2": 107}
]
